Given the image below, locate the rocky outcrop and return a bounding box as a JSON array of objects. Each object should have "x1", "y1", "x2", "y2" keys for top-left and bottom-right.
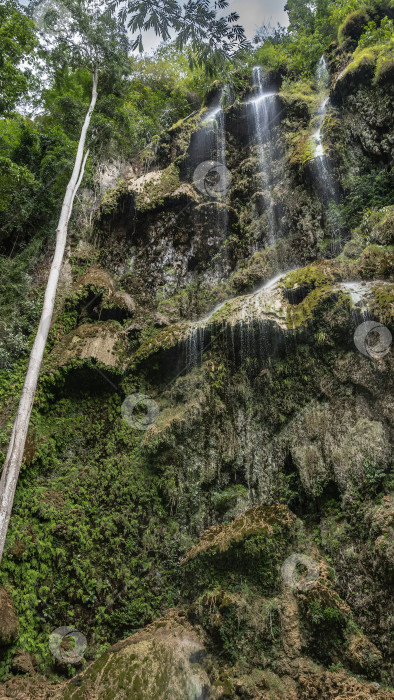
[
  {"x1": 58, "y1": 612, "x2": 210, "y2": 700},
  {"x1": 0, "y1": 588, "x2": 19, "y2": 647},
  {"x1": 46, "y1": 321, "x2": 126, "y2": 370}
]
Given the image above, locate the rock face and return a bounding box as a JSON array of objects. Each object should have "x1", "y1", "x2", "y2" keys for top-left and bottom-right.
[
  {"x1": 59, "y1": 613, "x2": 210, "y2": 700},
  {"x1": 47, "y1": 322, "x2": 125, "y2": 370},
  {"x1": 0, "y1": 18, "x2": 393, "y2": 700},
  {"x1": 0, "y1": 588, "x2": 19, "y2": 646}
]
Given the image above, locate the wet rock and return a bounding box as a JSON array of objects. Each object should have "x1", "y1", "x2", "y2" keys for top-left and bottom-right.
[{"x1": 284, "y1": 402, "x2": 391, "y2": 497}]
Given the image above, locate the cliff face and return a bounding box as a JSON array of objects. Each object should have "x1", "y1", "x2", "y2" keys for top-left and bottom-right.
[{"x1": 0, "y1": 43, "x2": 393, "y2": 700}]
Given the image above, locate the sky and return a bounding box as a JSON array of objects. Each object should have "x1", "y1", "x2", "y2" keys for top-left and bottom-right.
[
  {"x1": 139, "y1": 0, "x2": 289, "y2": 53},
  {"x1": 229, "y1": 0, "x2": 288, "y2": 39},
  {"x1": 21, "y1": 0, "x2": 289, "y2": 53}
]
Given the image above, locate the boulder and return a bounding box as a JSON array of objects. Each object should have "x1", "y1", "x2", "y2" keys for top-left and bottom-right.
[{"x1": 59, "y1": 612, "x2": 210, "y2": 700}]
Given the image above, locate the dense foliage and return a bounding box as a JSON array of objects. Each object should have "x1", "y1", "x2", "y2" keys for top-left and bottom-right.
[
  {"x1": 0, "y1": 0, "x2": 37, "y2": 114},
  {"x1": 256, "y1": 0, "x2": 394, "y2": 75}
]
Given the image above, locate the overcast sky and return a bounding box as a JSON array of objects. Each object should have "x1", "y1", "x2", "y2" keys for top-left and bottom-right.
[
  {"x1": 229, "y1": 0, "x2": 288, "y2": 38},
  {"x1": 22, "y1": 0, "x2": 289, "y2": 52},
  {"x1": 139, "y1": 0, "x2": 289, "y2": 52}
]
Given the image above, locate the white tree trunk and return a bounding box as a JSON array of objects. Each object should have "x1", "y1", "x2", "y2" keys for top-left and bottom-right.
[{"x1": 0, "y1": 69, "x2": 99, "y2": 564}]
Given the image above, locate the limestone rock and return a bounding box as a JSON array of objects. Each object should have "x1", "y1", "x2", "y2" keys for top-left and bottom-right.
[
  {"x1": 58, "y1": 612, "x2": 210, "y2": 700},
  {"x1": 47, "y1": 322, "x2": 125, "y2": 370}
]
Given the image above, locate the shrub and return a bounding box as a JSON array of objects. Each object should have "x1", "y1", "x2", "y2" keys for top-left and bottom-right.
[
  {"x1": 339, "y1": 10, "x2": 370, "y2": 46},
  {"x1": 358, "y1": 17, "x2": 394, "y2": 48}
]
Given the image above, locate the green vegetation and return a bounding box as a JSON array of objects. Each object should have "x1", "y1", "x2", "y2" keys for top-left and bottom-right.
[
  {"x1": 0, "y1": 0, "x2": 393, "y2": 695},
  {"x1": 0, "y1": 0, "x2": 37, "y2": 115}
]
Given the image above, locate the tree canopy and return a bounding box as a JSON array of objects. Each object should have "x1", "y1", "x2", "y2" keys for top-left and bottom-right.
[
  {"x1": 110, "y1": 0, "x2": 248, "y2": 73},
  {"x1": 0, "y1": 0, "x2": 37, "y2": 114}
]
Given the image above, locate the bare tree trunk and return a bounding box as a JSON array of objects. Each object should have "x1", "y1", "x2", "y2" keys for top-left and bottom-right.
[{"x1": 0, "y1": 69, "x2": 99, "y2": 564}]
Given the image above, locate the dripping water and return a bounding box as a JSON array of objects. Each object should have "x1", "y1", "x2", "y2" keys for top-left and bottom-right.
[
  {"x1": 197, "y1": 88, "x2": 230, "y2": 275},
  {"x1": 184, "y1": 270, "x2": 296, "y2": 369},
  {"x1": 312, "y1": 56, "x2": 340, "y2": 255}
]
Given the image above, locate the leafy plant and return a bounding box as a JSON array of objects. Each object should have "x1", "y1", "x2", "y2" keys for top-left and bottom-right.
[{"x1": 0, "y1": 0, "x2": 37, "y2": 114}]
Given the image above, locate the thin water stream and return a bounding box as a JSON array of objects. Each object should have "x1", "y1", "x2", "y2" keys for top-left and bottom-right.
[{"x1": 250, "y1": 67, "x2": 279, "y2": 245}]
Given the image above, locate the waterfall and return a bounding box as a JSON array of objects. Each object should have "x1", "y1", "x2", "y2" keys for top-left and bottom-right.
[
  {"x1": 316, "y1": 55, "x2": 330, "y2": 89},
  {"x1": 312, "y1": 56, "x2": 340, "y2": 254},
  {"x1": 192, "y1": 88, "x2": 230, "y2": 277},
  {"x1": 249, "y1": 67, "x2": 278, "y2": 246},
  {"x1": 313, "y1": 96, "x2": 329, "y2": 158},
  {"x1": 313, "y1": 57, "x2": 330, "y2": 160},
  {"x1": 201, "y1": 88, "x2": 228, "y2": 182},
  {"x1": 184, "y1": 270, "x2": 295, "y2": 369}
]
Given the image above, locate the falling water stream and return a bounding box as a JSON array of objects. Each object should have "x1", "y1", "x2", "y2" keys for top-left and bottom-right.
[
  {"x1": 185, "y1": 270, "x2": 296, "y2": 369},
  {"x1": 313, "y1": 96, "x2": 329, "y2": 159},
  {"x1": 250, "y1": 67, "x2": 278, "y2": 245},
  {"x1": 197, "y1": 88, "x2": 230, "y2": 272},
  {"x1": 184, "y1": 75, "x2": 290, "y2": 370},
  {"x1": 312, "y1": 56, "x2": 341, "y2": 254},
  {"x1": 313, "y1": 56, "x2": 330, "y2": 161}
]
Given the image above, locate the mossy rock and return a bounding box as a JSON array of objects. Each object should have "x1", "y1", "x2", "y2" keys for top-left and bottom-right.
[
  {"x1": 356, "y1": 244, "x2": 394, "y2": 278},
  {"x1": 369, "y1": 284, "x2": 394, "y2": 324},
  {"x1": 289, "y1": 131, "x2": 316, "y2": 167},
  {"x1": 286, "y1": 402, "x2": 391, "y2": 498},
  {"x1": 334, "y1": 44, "x2": 394, "y2": 100},
  {"x1": 362, "y1": 206, "x2": 394, "y2": 246},
  {"x1": 278, "y1": 80, "x2": 319, "y2": 120},
  {"x1": 181, "y1": 504, "x2": 295, "y2": 564},
  {"x1": 375, "y1": 51, "x2": 394, "y2": 84},
  {"x1": 130, "y1": 322, "x2": 191, "y2": 366},
  {"x1": 75, "y1": 268, "x2": 114, "y2": 296},
  {"x1": 127, "y1": 165, "x2": 186, "y2": 213},
  {"x1": 345, "y1": 633, "x2": 383, "y2": 675},
  {"x1": 338, "y1": 10, "x2": 370, "y2": 48},
  {"x1": 60, "y1": 612, "x2": 210, "y2": 700},
  {"x1": 46, "y1": 321, "x2": 125, "y2": 371},
  {"x1": 99, "y1": 290, "x2": 136, "y2": 321}
]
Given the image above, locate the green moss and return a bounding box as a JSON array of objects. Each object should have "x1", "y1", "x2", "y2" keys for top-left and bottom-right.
[
  {"x1": 279, "y1": 79, "x2": 319, "y2": 115},
  {"x1": 156, "y1": 278, "x2": 232, "y2": 323},
  {"x1": 287, "y1": 284, "x2": 336, "y2": 328},
  {"x1": 342, "y1": 46, "x2": 379, "y2": 78},
  {"x1": 369, "y1": 284, "x2": 394, "y2": 324},
  {"x1": 230, "y1": 241, "x2": 288, "y2": 293},
  {"x1": 338, "y1": 10, "x2": 370, "y2": 47},
  {"x1": 354, "y1": 244, "x2": 394, "y2": 279},
  {"x1": 130, "y1": 322, "x2": 190, "y2": 365},
  {"x1": 132, "y1": 164, "x2": 183, "y2": 213},
  {"x1": 283, "y1": 263, "x2": 335, "y2": 292},
  {"x1": 375, "y1": 45, "x2": 394, "y2": 83},
  {"x1": 100, "y1": 180, "x2": 128, "y2": 215},
  {"x1": 283, "y1": 263, "x2": 346, "y2": 329},
  {"x1": 289, "y1": 131, "x2": 316, "y2": 166},
  {"x1": 341, "y1": 42, "x2": 394, "y2": 86}
]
